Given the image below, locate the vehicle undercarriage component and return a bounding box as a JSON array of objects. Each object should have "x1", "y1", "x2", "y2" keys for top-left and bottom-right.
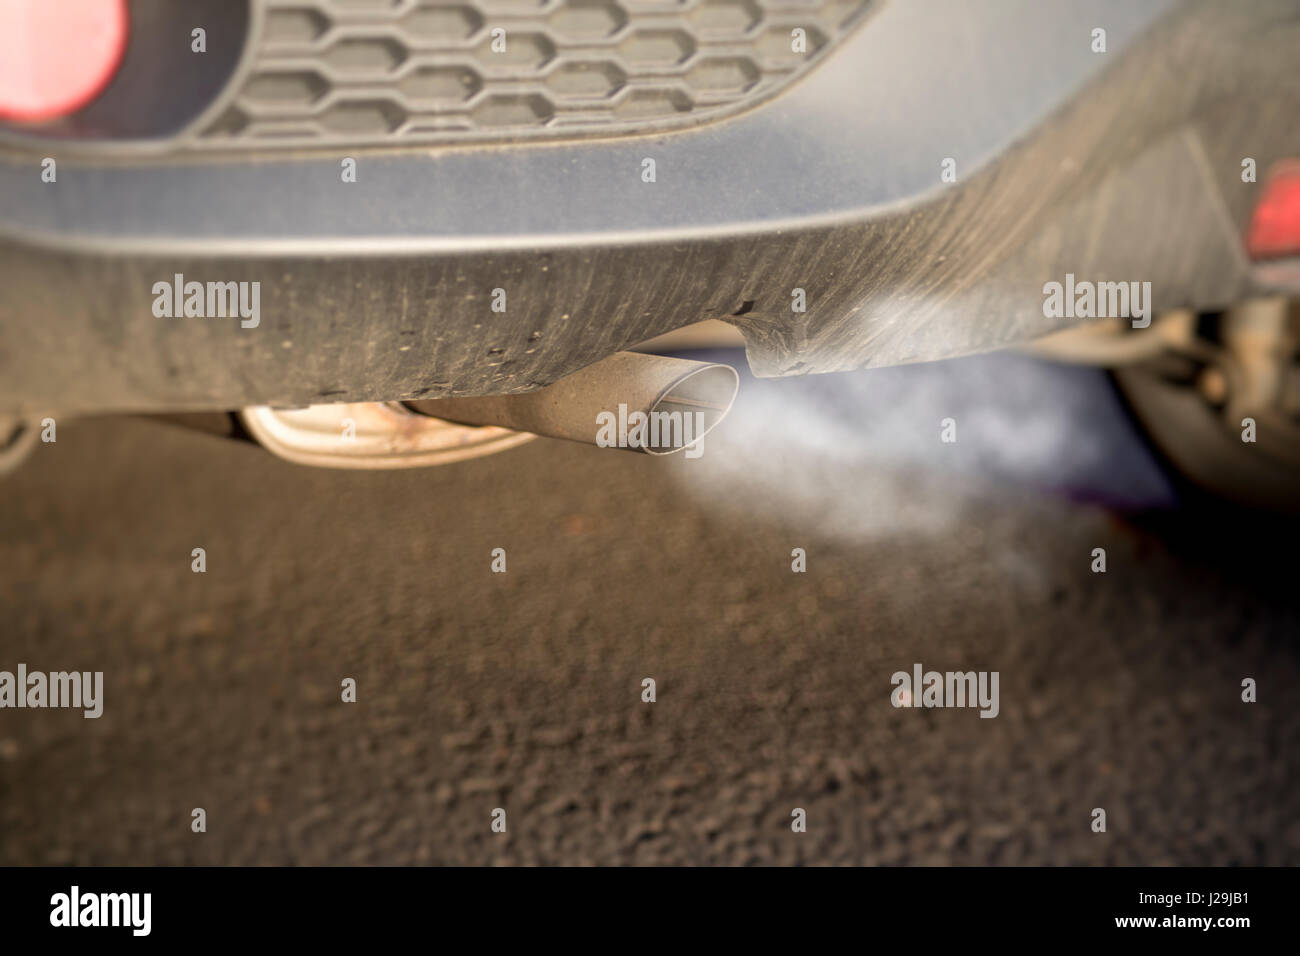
[
  {"x1": 239, "y1": 350, "x2": 737, "y2": 468},
  {"x1": 239, "y1": 401, "x2": 532, "y2": 469},
  {"x1": 407, "y1": 350, "x2": 738, "y2": 455},
  {"x1": 1022, "y1": 314, "x2": 1195, "y2": 367}
]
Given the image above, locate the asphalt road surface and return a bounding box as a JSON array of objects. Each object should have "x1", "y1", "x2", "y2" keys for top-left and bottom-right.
[{"x1": 2, "y1": 351, "x2": 1297, "y2": 865}]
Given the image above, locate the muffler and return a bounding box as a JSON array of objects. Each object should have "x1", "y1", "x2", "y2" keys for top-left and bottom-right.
[{"x1": 408, "y1": 351, "x2": 739, "y2": 456}]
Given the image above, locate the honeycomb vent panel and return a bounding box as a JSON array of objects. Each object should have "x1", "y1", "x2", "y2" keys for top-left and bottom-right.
[{"x1": 198, "y1": 0, "x2": 875, "y2": 149}]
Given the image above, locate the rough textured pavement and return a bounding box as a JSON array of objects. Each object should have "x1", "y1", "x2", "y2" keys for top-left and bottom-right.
[{"x1": 1, "y1": 352, "x2": 1297, "y2": 865}]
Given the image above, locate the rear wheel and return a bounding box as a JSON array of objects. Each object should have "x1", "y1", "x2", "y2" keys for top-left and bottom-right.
[{"x1": 1111, "y1": 299, "x2": 1300, "y2": 511}]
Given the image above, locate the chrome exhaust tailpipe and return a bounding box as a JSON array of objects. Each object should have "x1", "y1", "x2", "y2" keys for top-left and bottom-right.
[{"x1": 408, "y1": 351, "x2": 739, "y2": 455}]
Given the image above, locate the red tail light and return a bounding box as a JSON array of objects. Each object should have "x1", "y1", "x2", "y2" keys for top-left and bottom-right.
[
  {"x1": 1246, "y1": 160, "x2": 1300, "y2": 261},
  {"x1": 0, "y1": 0, "x2": 128, "y2": 122}
]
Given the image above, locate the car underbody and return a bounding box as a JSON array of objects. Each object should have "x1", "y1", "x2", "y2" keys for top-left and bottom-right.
[{"x1": 1, "y1": 0, "x2": 1299, "y2": 503}]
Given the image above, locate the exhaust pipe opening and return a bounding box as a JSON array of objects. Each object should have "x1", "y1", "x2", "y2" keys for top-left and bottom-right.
[
  {"x1": 408, "y1": 351, "x2": 740, "y2": 455},
  {"x1": 642, "y1": 363, "x2": 738, "y2": 455}
]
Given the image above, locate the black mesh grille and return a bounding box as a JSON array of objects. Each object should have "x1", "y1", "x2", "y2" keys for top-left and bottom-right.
[{"x1": 196, "y1": 0, "x2": 874, "y2": 149}]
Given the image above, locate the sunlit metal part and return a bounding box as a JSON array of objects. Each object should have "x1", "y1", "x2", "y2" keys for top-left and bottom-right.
[
  {"x1": 633, "y1": 320, "x2": 747, "y2": 354},
  {"x1": 1020, "y1": 313, "x2": 1201, "y2": 366},
  {"x1": 239, "y1": 401, "x2": 533, "y2": 470},
  {"x1": 408, "y1": 351, "x2": 739, "y2": 456}
]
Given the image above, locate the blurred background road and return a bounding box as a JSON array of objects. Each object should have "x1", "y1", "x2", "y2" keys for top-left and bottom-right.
[{"x1": 1, "y1": 350, "x2": 1297, "y2": 865}]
